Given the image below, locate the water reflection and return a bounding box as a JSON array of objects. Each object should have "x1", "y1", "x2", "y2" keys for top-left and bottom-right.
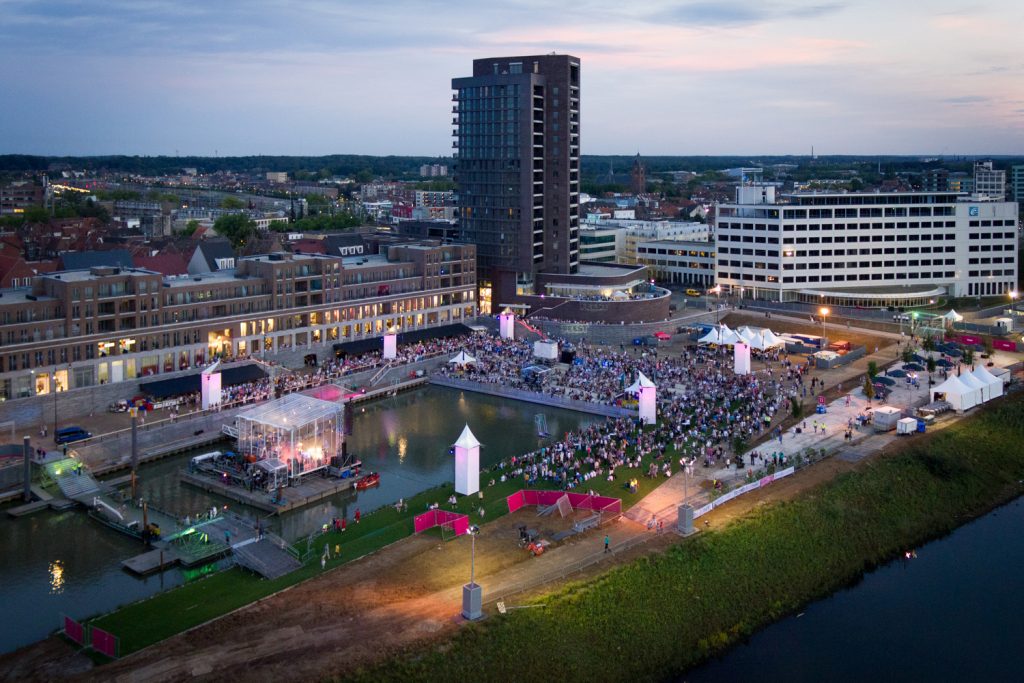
[{"x1": 48, "y1": 560, "x2": 65, "y2": 594}]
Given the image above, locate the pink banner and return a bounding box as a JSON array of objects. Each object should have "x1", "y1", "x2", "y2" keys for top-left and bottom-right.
[
  {"x1": 506, "y1": 491, "x2": 525, "y2": 513},
  {"x1": 993, "y1": 339, "x2": 1017, "y2": 352},
  {"x1": 451, "y1": 516, "x2": 469, "y2": 536},
  {"x1": 63, "y1": 616, "x2": 85, "y2": 646},
  {"x1": 952, "y1": 334, "x2": 981, "y2": 345},
  {"x1": 91, "y1": 627, "x2": 117, "y2": 658},
  {"x1": 508, "y1": 490, "x2": 622, "y2": 515},
  {"x1": 523, "y1": 490, "x2": 540, "y2": 506}
]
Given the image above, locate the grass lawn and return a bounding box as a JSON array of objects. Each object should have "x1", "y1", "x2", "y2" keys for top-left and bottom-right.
[
  {"x1": 89, "y1": 425, "x2": 671, "y2": 655},
  {"x1": 348, "y1": 393, "x2": 1024, "y2": 682}
]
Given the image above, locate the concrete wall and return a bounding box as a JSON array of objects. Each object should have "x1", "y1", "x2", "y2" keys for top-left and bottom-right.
[{"x1": 530, "y1": 313, "x2": 715, "y2": 345}]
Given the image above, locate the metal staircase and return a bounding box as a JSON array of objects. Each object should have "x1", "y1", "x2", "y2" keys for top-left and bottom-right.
[{"x1": 43, "y1": 458, "x2": 100, "y2": 502}]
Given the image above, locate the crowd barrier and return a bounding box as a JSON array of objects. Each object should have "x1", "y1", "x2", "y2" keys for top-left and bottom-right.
[
  {"x1": 413, "y1": 509, "x2": 470, "y2": 537},
  {"x1": 692, "y1": 466, "x2": 796, "y2": 518},
  {"x1": 506, "y1": 489, "x2": 622, "y2": 515}
]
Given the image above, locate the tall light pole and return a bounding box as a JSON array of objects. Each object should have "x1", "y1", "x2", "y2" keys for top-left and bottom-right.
[
  {"x1": 462, "y1": 524, "x2": 482, "y2": 620},
  {"x1": 712, "y1": 285, "x2": 722, "y2": 324},
  {"x1": 819, "y1": 306, "x2": 829, "y2": 347}
]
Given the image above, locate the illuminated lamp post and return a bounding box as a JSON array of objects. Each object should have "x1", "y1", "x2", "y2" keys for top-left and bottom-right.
[
  {"x1": 711, "y1": 285, "x2": 722, "y2": 324},
  {"x1": 462, "y1": 524, "x2": 483, "y2": 620},
  {"x1": 819, "y1": 307, "x2": 829, "y2": 348}
]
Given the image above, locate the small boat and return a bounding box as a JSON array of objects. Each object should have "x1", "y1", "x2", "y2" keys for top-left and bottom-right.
[{"x1": 355, "y1": 472, "x2": 380, "y2": 490}]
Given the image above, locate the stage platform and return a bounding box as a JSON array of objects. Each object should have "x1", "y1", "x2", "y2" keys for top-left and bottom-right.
[{"x1": 180, "y1": 469, "x2": 367, "y2": 514}]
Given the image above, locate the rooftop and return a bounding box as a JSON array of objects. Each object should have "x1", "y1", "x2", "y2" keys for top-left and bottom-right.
[{"x1": 236, "y1": 393, "x2": 342, "y2": 429}]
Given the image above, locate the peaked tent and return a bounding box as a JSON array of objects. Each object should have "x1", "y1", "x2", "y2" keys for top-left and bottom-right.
[
  {"x1": 697, "y1": 327, "x2": 725, "y2": 345},
  {"x1": 448, "y1": 350, "x2": 477, "y2": 365},
  {"x1": 941, "y1": 310, "x2": 964, "y2": 324},
  {"x1": 625, "y1": 371, "x2": 657, "y2": 395},
  {"x1": 760, "y1": 329, "x2": 786, "y2": 349},
  {"x1": 972, "y1": 366, "x2": 1003, "y2": 400},
  {"x1": 719, "y1": 326, "x2": 744, "y2": 346},
  {"x1": 453, "y1": 424, "x2": 482, "y2": 449},
  {"x1": 931, "y1": 375, "x2": 978, "y2": 411},
  {"x1": 958, "y1": 371, "x2": 989, "y2": 402}
]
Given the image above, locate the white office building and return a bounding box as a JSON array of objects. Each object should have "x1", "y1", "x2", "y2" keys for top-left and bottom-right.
[
  {"x1": 974, "y1": 161, "x2": 1006, "y2": 201},
  {"x1": 636, "y1": 240, "x2": 716, "y2": 287},
  {"x1": 716, "y1": 186, "x2": 1018, "y2": 308}
]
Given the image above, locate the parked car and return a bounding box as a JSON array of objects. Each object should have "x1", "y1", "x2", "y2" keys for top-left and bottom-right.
[
  {"x1": 55, "y1": 426, "x2": 92, "y2": 445},
  {"x1": 893, "y1": 314, "x2": 911, "y2": 322},
  {"x1": 685, "y1": 288, "x2": 702, "y2": 297}
]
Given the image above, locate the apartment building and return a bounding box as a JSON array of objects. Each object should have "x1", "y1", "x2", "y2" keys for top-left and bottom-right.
[{"x1": 0, "y1": 240, "x2": 476, "y2": 400}]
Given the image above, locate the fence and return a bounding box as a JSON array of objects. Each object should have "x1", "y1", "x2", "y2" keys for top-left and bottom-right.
[
  {"x1": 506, "y1": 490, "x2": 622, "y2": 516},
  {"x1": 413, "y1": 509, "x2": 470, "y2": 538},
  {"x1": 61, "y1": 615, "x2": 119, "y2": 658}
]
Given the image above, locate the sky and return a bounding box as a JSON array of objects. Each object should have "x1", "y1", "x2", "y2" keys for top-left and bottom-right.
[{"x1": 0, "y1": 0, "x2": 1022, "y2": 157}]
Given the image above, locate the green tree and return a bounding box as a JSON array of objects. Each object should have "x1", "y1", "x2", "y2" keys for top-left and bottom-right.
[
  {"x1": 926, "y1": 356, "x2": 937, "y2": 374},
  {"x1": 983, "y1": 337, "x2": 994, "y2": 356},
  {"x1": 212, "y1": 214, "x2": 256, "y2": 247},
  {"x1": 354, "y1": 169, "x2": 374, "y2": 184},
  {"x1": 268, "y1": 220, "x2": 290, "y2": 232},
  {"x1": 863, "y1": 374, "x2": 876, "y2": 402},
  {"x1": 221, "y1": 195, "x2": 246, "y2": 210},
  {"x1": 22, "y1": 205, "x2": 50, "y2": 223},
  {"x1": 181, "y1": 219, "x2": 200, "y2": 237},
  {"x1": 790, "y1": 396, "x2": 803, "y2": 419},
  {"x1": 961, "y1": 345, "x2": 974, "y2": 367},
  {"x1": 901, "y1": 347, "x2": 915, "y2": 363},
  {"x1": 867, "y1": 360, "x2": 878, "y2": 379},
  {"x1": 922, "y1": 336, "x2": 936, "y2": 352}
]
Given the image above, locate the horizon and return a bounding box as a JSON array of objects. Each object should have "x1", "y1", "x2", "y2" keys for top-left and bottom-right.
[{"x1": 1, "y1": 1, "x2": 1022, "y2": 156}]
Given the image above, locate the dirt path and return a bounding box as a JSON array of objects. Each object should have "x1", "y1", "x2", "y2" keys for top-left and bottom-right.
[{"x1": 0, "y1": 447, "x2": 869, "y2": 683}]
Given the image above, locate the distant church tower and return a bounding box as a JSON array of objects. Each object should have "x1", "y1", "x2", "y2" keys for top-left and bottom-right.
[{"x1": 631, "y1": 153, "x2": 646, "y2": 195}]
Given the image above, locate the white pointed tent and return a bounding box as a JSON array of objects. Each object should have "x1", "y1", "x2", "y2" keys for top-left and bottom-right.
[
  {"x1": 719, "y1": 326, "x2": 744, "y2": 346},
  {"x1": 972, "y1": 366, "x2": 1003, "y2": 401},
  {"x1": 931, "y1": 375, "x2": 978, "y2": 411},
  {"x1": 449, "y1": 350, "x2": 477, "y2": 365},
  {"x1": 760, "y1": 329, "x2": 786, "y2": 349},
  {"x1": 453, "y1": 424, "x2": 481, "y2": 495},
  {"x1": 941, "y1": 310, "x2": 964, "y2": 325},
  {"x1": 958, "y1": 371, "x2": 989, "y2": 402},
  {"x1": 625, "y1": 371, "x2": 657, "y2": 424},
  {"x1": 736, "y1": 326, "x2": 758, "y2": 343},
  {"x1": 697, "y1": 326, "x2": 725, "y2": 345},
  {"x1": 499, "y1": 308, "x2": 515, "y2": 339}
]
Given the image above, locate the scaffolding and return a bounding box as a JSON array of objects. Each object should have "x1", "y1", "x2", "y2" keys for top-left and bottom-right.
[{"x1": 234, "y1": 394, "x2": 343, "y2": 480}]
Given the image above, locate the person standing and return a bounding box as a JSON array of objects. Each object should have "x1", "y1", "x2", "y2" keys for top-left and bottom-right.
[{"x1": 604, "y1": 534, "x2": 610, "y2": 553}]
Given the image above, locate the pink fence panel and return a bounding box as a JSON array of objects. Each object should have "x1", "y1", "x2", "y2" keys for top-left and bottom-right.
[
  {"x1": 567, "y1": 492, "x2": 591, "y2": 509},
  {"x1": 90, "y1": 627, "x2": 118, "y2": 658},
  {"x1": 451, "y1": 516, "x2": 469, "y2": 537},
  {"x1": 63, "y1": 615, "x2": 86, "y2": 646},
  {"x1": 506, "y1": 491, "x2": 525, "y2": 513},
  {"x1": 993, "y1": 339, "x2": 1017, "y2": 352},
  {"x1": 522, "y1": 490, "x2": 540, "y2": 506},
  {"x1": 593, "y1": 496, "x2": 621, "y2": 514},
  {"x1": 413, "y1": 510, "x2": 438, "y2": 534},
  {"x1": 536, "y1": 491, "x2": 562, "y2": 506}
]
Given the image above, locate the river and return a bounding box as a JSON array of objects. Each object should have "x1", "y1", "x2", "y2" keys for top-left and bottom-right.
[
  {"x1": 0, "y1": 385, "x2": 597, "y2": 654},
  {"x1": 684, "y1": 496, "x2": 1024, "y2": 682}
]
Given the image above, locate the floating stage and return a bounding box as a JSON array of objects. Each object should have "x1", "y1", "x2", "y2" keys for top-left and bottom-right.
[{"x1": 179, "y1": 468, "x2": 370, "y2": 514}]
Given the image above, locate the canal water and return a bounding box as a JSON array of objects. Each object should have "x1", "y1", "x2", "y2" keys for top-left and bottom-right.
[
  {"x1": 684, "y1": 496, "x2": 1024, "y2": 683},
  {"x1": 0, "y1": 385, "x2": 597, "y2": 654}
]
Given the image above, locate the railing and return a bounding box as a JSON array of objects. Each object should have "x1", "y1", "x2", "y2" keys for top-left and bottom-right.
[{"x1": 429, "y1": 376, "x2": 634, "y2": 418}]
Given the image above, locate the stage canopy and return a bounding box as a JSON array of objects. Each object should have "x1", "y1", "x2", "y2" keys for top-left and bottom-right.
[
  {"x1": 449, "y1": 350, "x2": 477, "y2": 365},
  {"x1": 234, "y1": 394, "x2": 343, "y2": 476},
  {"x1": 625, "y1": 371, "x2": 656, "y2": 395}
]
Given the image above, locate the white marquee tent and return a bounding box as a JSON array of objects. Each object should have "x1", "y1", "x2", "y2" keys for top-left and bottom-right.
[
  {"x1": 972, "y1": 366, "x2": 1004, "y2": 401},
  {"x1": 449, "y1": 350, "x2": 477, "y2": 365},
  {"x1": 941, "y1": 310, "x2": 964, "y2": 324},
  {"x1": 931, "y1": 375, "x2": 978, "y2": 411},
  {"x1": 958, "y1": 370, "x2": 989, "y2": 402}
]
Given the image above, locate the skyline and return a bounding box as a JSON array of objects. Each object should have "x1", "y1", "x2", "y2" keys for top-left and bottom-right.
[{"x1": 1, "y1": 0, "x2": 1023, "y2": 157}]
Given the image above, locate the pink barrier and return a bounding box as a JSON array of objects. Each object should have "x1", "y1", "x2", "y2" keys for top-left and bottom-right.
[
  {"x1": 993, "y1": 339, "x2": 1017, "y2": 352},
  {"x1": 63, "y1": 615, "x2": 86, "y2": 646},
  {"x1": 950, "y1": 334, "x2": 981, "y2": 345},
  {"x1": 414, "y1": 509, "x2": 470, "y2": 537},
  {"x1": 506, "y1": 490, "x2": 622, "y2": 516},
  {"x1": 506, "y1": 491, "x2": 525, "y2": 513},
  {"x1": 90, "y1": 627, "x2": 118, "y2": 658}
]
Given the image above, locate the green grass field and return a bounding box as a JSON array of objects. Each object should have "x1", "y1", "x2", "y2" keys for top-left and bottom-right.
[{"x1": 348, "y1": 393, "x2": 1024, "y2": 682}]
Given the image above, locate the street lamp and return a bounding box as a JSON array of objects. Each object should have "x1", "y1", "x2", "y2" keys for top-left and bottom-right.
[
  {"x1": 52, "y1": 368, "x2": 59, "y2": 439},
  {"x1": 819, "y1": 306, "x2": 829, "y2": 346},
  {"x1": 712, "y1": 285, "x2": 722, "y2": 324},
  {"x1": 462, "y1": 524, "x2": 483, "y2": 620}
]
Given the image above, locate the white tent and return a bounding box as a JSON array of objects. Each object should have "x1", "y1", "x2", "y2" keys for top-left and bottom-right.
[
  {"x1": 719, "y1": 326, "x2": 744, "y2": 346},
  {"x1": 760, "y1": 329, "x2": 786, "y2": 349},
  {"x1": 625, "y1": 371, "x2": 656, "y2": 395},
  {"x1": 697, "y1": 326, "x2": 727, "y2": 345},
  {"x1": 959, "y1": 370, "x2": 989, "y2": 402},
  {"x1": 941, "y1": 309, "x2": 964, "y2": 323},
  {"x1": 972, "y1": 366, "x2": 1003, "y2": 401},
  {"x1": 931, "y1": 375, "x2": 978, "y2": 411},
  {"x1": 449, "y1": 350, "x2": 477, "y2": 365},
  {"x1": 737, "y1": 326, "x2": 758, "y2": 343}
]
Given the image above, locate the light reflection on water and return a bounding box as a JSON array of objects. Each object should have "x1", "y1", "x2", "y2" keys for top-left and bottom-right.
[
  {"x1": 48, "y1": 560, "x2": 64, "y2": 594},
  {"x1": 1, "y1": 385, "x2": 598, "y2": 654}
]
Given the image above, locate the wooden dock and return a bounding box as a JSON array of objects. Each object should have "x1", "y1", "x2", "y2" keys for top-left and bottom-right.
[
  {"x1": 179, "y1": 469, "x2": 362, "y2": 514},
  {"x1": 122, "y1": 547, "x2": 181, "y2": 575}
]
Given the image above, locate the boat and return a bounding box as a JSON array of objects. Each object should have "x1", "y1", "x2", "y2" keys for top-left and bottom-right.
[{"x1": 355, "y1": 472, "x2": 380, "y2": 490}]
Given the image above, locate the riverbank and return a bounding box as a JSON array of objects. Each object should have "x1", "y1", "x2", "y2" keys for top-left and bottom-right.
[{"x1": 348, "y1": 391, "x2": 1024, "y2": 682}]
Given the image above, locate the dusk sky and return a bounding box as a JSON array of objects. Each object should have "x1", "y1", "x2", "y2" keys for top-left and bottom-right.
[{"x1": 1, "y1": 0, "x2": 1022, "y2": 157}]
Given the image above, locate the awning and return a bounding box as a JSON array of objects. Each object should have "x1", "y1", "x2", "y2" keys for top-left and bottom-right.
[
  {"x1": 139, "y1": 363, "x2": 267, "y2": 399},
  {"x1": 333, "y1": 323, "x2": 474, "y2": 356}
]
